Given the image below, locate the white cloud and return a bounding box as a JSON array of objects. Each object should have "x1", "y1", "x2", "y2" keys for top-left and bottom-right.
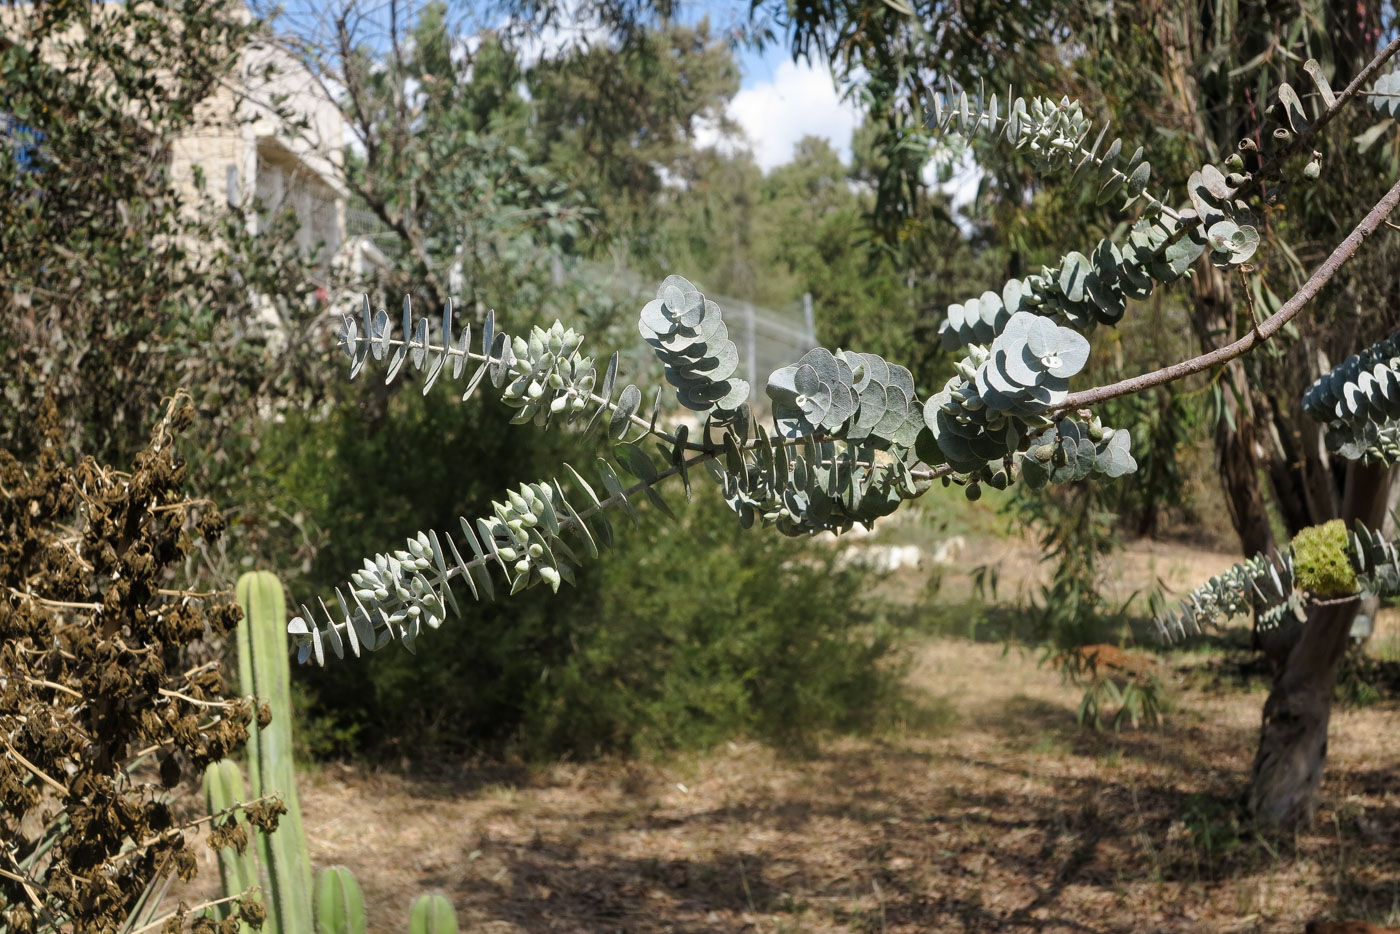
[
  {"x1": 511, "y1": 5, "x2": 612, "y2": 69},
  {"x1": 697, "y1": 58, "x2": 863, "y2": 172}
]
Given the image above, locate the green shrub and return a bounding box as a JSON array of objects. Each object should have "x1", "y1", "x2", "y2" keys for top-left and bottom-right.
[{"x1": 517, "y1": 486, "x2": 906, "y2": 757}]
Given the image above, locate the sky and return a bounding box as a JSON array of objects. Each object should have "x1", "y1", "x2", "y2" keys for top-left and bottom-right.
[
  {"x1": 669, "y1": 0, "x2": 865, "y2": 172},
  {"x1": 678, "y1": 1, "x2": 978, "y2": 208},
  {"x1": 698, "y1": 54, "x2": 864, "y2": 172}
]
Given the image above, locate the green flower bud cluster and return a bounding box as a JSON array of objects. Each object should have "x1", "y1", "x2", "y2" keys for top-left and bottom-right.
[
  {"x1": 1291, "y1": 519, "x2": 1358, "y2": 597},
  {"x1": 480, "y1": 481, "x2": 570, "y2": 593},
  {"x1": 500, "y1": 321, "x2": 596, "y2": 426},
  {"x1": 1017, "y1": 416, "x2": 1137, "y2": 489},
  {"x1": 1324, "y1": 420, "x2": 1400, "y2": 465}
]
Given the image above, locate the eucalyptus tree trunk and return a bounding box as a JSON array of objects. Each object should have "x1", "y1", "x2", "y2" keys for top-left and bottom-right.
[
  {"x1": 1150, "y1": 0, "x2": 1396, "y2": 825},
  {"x1": 1247, "y1": 461, "x2": 1391, "y2": 824}
]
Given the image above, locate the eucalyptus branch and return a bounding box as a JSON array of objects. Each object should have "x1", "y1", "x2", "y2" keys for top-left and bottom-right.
[
  {"x1": 348, "y1": 327, "x2": 703, "y2": 451},
  {"x1": 1060, "y1": 174, "x2": 1400, "y2": 409},
  {"x1": 1242, "y1": 34, "x2": 1400, "y2": 195},
  {"x1": 933, "y1": 39, "x2": 1400, "y2": 353}
]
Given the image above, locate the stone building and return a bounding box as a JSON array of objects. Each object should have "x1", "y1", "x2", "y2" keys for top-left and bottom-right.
[{"x1": 2, "y1": 4, "x2": 347, "y2": 277}]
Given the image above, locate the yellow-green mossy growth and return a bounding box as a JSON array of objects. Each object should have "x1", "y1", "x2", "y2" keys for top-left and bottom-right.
[{"x1": 1291, "y1": 519, "x2": 1358, "y2": 597}]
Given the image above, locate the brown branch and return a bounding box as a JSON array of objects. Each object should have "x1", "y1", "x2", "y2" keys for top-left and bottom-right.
[{"x1": 1061, "y1": 174, "x2": 1400, "y2": 410}]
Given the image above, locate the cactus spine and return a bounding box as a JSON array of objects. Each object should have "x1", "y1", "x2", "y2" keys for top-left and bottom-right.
[
  {"x1": 314, "y1": 865, "x2": 368, "y2": 934},
  {"x1": 409, "y1": 894, "x2": 459, "y2": 934},
  {"x1": 235, "y1": 571, "x2": 315, "y2": 934}
]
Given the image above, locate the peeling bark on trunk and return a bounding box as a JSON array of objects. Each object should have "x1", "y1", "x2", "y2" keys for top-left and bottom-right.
[{"x1": 1248, "y1": 461, "x2": 1391, "y2": 825}]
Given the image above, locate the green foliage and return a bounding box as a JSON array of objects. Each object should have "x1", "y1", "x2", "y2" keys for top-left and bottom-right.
[
  {"x1": 258, "y1": 383, "x2": 583, "y2": 757},
  {"x1": 1016, "y1": 483, "x2": 1133, "y2": 651},
  {"x1": 289, "y1": 276, "x2": 943, "y2": 663},
  {"x1": 232, "y1": 573, "x2": 314, "y2": 934},
  {"x1": 334, "y1": 6, "x2": 594, "y2": 317},
  {"x1": 1077, "y1": 677, "x2": 1166, "y2": 732},
  {"x1": 519, "y1": 489, "x2": 905, "y2": 757},
  {"x1": 930, "y1": 85, "x2": 1265, "y2": 351},
  {"x1": 0, "y1": 0, "x2": 321, "y2": 475},
  {"x1": 408, "y1": 894, "x2": 459, "y2": 934},
  {"x1": 314, "y1": 866, "x2": 367, "y2": 934},
  {"x1": 270, "y1": 344, "x2": 906, "y2": 759},
  {"x1": 1158, "y1": 520, "x2": 1400, "y2": 640},
  {"x1": 1291, "y1": 520, "x2": 1358, "y2": 597},
  {"x1": 1302, "y1": 328, "x2": 1400, "y2": 463},
  {"x1": 526, "y1": 20, "x2": 740, "y2": 252}
]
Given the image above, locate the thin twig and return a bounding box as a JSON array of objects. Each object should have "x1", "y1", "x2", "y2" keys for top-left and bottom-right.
[
  {"x1": 1238, "y1": 267, "x2": 1263, "y2": 336},
  {"x1": 0, "y1": 862, "x2": 46, "y2": 910},
  {"x1": 7, "y1": 588, "x2": 102, "y2": 611},
  {"x1": 19, "y1": 677, "x2": 83, "y2": 700},
  {"x1": 158, "y1": 688, "x2": 238, "y2": 709},
  {"x1": 125, "y1": 892, "x2": 256, "y2": 934}
]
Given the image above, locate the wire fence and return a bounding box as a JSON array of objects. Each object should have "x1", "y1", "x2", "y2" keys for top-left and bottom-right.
[
  {"x1": 570, "y1": 260, "x2": 818, "y2": 410},
  {"x1": 338, "y1": 211, "x2": 819, "y2": 408}
]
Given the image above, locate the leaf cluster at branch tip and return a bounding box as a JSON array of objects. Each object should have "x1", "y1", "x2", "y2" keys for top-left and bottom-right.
[
  {"x1": 1303, "y1": 328, "x2": 1400, "y2": 464},
  {"x1": 765, "y1": 347, "x2": 922, "y2": 448},
  {"x1": 640, "y1": 274, "x2": 750, "y2": 416}
]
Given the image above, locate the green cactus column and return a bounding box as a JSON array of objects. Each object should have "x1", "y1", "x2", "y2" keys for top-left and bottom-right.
[
  {"x1": 314, "y1": 865, "x2": 368, "y2": 934},
  {"x1": 201, "y1": 759, "x2": 260, "y2": 933},
  {"x1": 236, "y1": 571, "x2": 315, "y2": 934},
  {"x1": 409, "y1": 894, "x2": 459, "y2": 934}
]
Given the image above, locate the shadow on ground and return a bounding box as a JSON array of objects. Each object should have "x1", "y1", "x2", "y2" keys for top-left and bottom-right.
[{"x1": 296, "y1": 641, "x2": 1400, "y2": 934}]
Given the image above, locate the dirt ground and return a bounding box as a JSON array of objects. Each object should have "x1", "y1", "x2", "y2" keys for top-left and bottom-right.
[
  {"x1": 162, "y1": 539, "x2": 1400, "y2": 933},
  {"x1": 174, "y1": 622, "x2": 1400, "y2": 934}
]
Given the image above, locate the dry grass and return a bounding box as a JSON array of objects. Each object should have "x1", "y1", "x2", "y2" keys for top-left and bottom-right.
[{"x1": 174, "y1": 636, "x2": 1400, "y2": 933}]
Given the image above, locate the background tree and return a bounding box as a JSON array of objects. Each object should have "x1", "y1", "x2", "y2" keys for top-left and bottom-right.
[
  {"x1": 0, "y1": 0, "x2": 326, "y2": 482},
  {"x1": 939, "y1": 0, "x2": 1400, "y2": 825}
]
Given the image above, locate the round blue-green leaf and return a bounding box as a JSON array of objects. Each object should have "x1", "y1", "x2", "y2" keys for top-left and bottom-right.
[{"x1": 1058, "y1": 252, "x2": 1091, "y2": 303}]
